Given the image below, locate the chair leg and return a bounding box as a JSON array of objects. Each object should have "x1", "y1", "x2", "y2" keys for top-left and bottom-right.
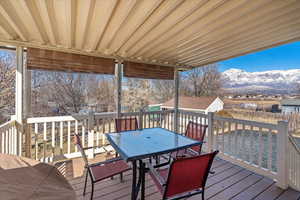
[
  {"x1": 202, "y1": 190, "x2": 205, "y2": 200},
  {"x1": 83, "y1": 171, "x2": 88, "y2": 196},
  {"x1": 90, "y1": 182, "x2": 94, "y2": 200}
]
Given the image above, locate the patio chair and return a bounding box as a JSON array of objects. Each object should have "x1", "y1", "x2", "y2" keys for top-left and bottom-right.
[
  {"x1": 172, "y1": 121, "x2": 208, "y2": 158},
  {"x1": 73, "y1": 134, "x2": 131, "y2": 200},
  {"x1": 148, "y1": 151, "x2": 219, "y2": 200},
  {"x1": 115, "y1": 117, "x2": 139, "y2": 132}
]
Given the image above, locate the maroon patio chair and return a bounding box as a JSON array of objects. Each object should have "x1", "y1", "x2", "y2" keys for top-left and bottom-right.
[
  {"x1": 73, "y1": 134, "x2": 131, "y2": 200},
  {"x1": 172, "y1": 121, "x2": 208, "y2": 158},
  {"x1": 148, "y1": 151, "x2": 219, "y2": 200},
  {"x1": 115, "y1": 117, "x2": 139, "y2": 132}
]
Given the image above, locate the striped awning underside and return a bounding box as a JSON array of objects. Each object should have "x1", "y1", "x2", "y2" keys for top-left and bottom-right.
[{"x1": 0, "y1": 0, "x2": 299, "y2": 70}]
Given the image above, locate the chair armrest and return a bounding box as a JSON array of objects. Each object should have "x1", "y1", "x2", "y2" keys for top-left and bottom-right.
[
  {"x1": 146, "y1": 162, "x2": 166, "y2": 186},
  {"x1": 87, "y1": 157, "x2": 124, "y2": 168}
]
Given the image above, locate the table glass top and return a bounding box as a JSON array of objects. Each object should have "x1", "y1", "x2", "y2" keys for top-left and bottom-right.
[{"x1": 106, "y1": 128, "x2": 202, "y2": 161}]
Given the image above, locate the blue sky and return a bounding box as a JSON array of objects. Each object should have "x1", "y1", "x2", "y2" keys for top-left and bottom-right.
[{"x1": 219, "y1": 41, "x2": 300, "y2": 72}]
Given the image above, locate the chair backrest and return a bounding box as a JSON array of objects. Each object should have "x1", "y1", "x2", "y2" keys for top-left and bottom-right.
[
  {"x1": 73, "y1": 134, "x2": 89, "y2": 167},
  {"x1": 164, "y1": 151, "x2": 219, "y2": 199},
  {"x1": 115, "y1": 117, "x2": 138, "y2": 132},
  {"x1": 185, "y1": 121, "x2": 208, "y2": 153}
]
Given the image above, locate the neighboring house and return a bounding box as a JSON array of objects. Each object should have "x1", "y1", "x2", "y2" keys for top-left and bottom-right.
[
  {"x1": 281, "y1": 99, "x2": 300, "y2": 114},
  {"x1": 160, "y1": 96, "x2": 224, "y2": 114}
]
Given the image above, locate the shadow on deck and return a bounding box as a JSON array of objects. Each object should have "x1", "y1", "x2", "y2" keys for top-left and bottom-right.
[{"x1": 56, "y1": 154, "x2": 300, "y2": 200}]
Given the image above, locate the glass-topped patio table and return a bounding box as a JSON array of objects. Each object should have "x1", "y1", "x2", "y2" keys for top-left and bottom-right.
[{"x1": 106, "y1": 127, "x2": 203, "y2": 200}]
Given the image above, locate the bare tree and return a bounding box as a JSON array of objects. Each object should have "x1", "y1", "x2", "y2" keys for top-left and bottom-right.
[
  {"x1": 150, "y1": 79, "x2": 174, "y2": 103},
  {"x1": 182, "y1": 64, "x2": 222, "y2": 97},
  {"x1": 0, "y1": 52, "x2": 15, "y2": 122},
  {"x1": 123, "y1": 78, "x2": 151, "y2": 112}
]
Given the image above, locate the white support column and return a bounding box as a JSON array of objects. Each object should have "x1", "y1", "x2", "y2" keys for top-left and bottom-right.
[
  {"x1": 24, "y1": 70, "x2": 32, "y2": 118},
  {"x1": 207, "y1": 112, "x2": 214, "y2": 153},
  {"x1": 87, "y1": 111, "x2": 95, "y2": 159},
  {"x1": 173, "y1": 68, "x2": 179, "y2": 133},
  {"x1": 277, "y1": 120, "x2": 289, "y2": 189},
  {"x1": 15, "y1": 47, "x2": 24, "y2": 124},
  {"x1": 115, "y1": 61, "x2": 122, "y2": 118}
]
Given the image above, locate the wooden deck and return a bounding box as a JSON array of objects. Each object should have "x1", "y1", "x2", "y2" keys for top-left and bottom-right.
[{"x1": 57, "y1": 154, "x2": 300, "y2": 200}]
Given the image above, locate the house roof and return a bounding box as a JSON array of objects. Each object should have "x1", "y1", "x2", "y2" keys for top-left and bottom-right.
[
  {"x1": 162, "y1": 96, "x2": 220, "y2": 110},
  {"x1": 281, "y1": 99, "x2": 300, "y2": 106},
  {"x1": 0, "y1": 1, "x2": 299, "y2": 70}
]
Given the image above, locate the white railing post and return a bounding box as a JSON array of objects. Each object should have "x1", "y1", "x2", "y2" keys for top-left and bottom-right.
[
  {"x1": 139, "y1": 109, "x2": 143, "y2": 130},
  {"x1": 207, "y1": 112, "x2": 214, "y2": 153},
  {"x1": 174, "y1": 68, "x2": 179, "y2": 133},
  {"x1": 87, "y1": 111, "x2": 95, "y2": 159},
  {"x1": 277, "y1": 120, "x2": 289, "y2": 189}
]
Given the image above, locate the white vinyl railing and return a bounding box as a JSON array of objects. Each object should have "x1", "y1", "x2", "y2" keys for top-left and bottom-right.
[
  {"x1": 288, "y1": 135, "x2": 300, "y2": 191},
  {"x1": 0, "y1": 120, "x2": 23, "y2": 156},
  {"x1": 1, "y1": 109, "x2": 299, "y2": 191},
  {"x1": 26, "y1": 110, "x2": 175, "y2": 162}
]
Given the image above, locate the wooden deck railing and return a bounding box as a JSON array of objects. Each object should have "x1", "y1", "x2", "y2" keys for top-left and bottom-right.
[{"x1": 0, "y1": 109, "x2": 299, "y2": 191}]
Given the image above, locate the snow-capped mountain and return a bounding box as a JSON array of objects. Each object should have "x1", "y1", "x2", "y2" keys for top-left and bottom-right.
[{"x1": 222, "y1": 68, "x2": 300, "y2": 94}]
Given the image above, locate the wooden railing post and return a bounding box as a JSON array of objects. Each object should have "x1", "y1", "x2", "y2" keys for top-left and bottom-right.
[
  {"x1": 87, "y1": 111, "x2": 95, "y2": 159},
  {"x1": 277, "y1": 120, "x2": 289, "y2": 189},
  {"x1": 207, "y1": 112, "x2": 214, "y2": 153}
]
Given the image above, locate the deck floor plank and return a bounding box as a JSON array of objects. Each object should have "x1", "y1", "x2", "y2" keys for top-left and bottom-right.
[{"x1": 63, "y1": 154, "x2": 300, "y2": 200}]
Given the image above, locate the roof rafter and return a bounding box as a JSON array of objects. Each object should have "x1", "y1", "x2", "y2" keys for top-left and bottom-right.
[{"x1": 80, "y1": 0, "x2": 95, "y2": 49}]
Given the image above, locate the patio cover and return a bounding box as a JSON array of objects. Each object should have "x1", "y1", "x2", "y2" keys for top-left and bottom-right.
[{"x1": 0, "y1": 0, "x2": 299, "y2": 70}]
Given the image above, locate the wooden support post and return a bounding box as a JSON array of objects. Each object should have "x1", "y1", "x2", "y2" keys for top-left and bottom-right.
[
  {"x1": 115, "y1": 61, "x2": 122, "y2": 118},
  {"x1": 173, "y1": 68, "x2": 179, "y2": 133},
  {"x1": 276, "y1": 120, "x2": 289, "y2": 189},
  {"x1": 207, "y1": 112, "x2": 214, "y2": 153},
  {"x1": 87, "y1": 111, "x2": 95, "y2": 159}
]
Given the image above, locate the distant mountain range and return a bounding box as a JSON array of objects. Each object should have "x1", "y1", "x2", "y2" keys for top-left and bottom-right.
[{"x1": 222, "y1": 68, "x2": 300, "y2": 94}]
